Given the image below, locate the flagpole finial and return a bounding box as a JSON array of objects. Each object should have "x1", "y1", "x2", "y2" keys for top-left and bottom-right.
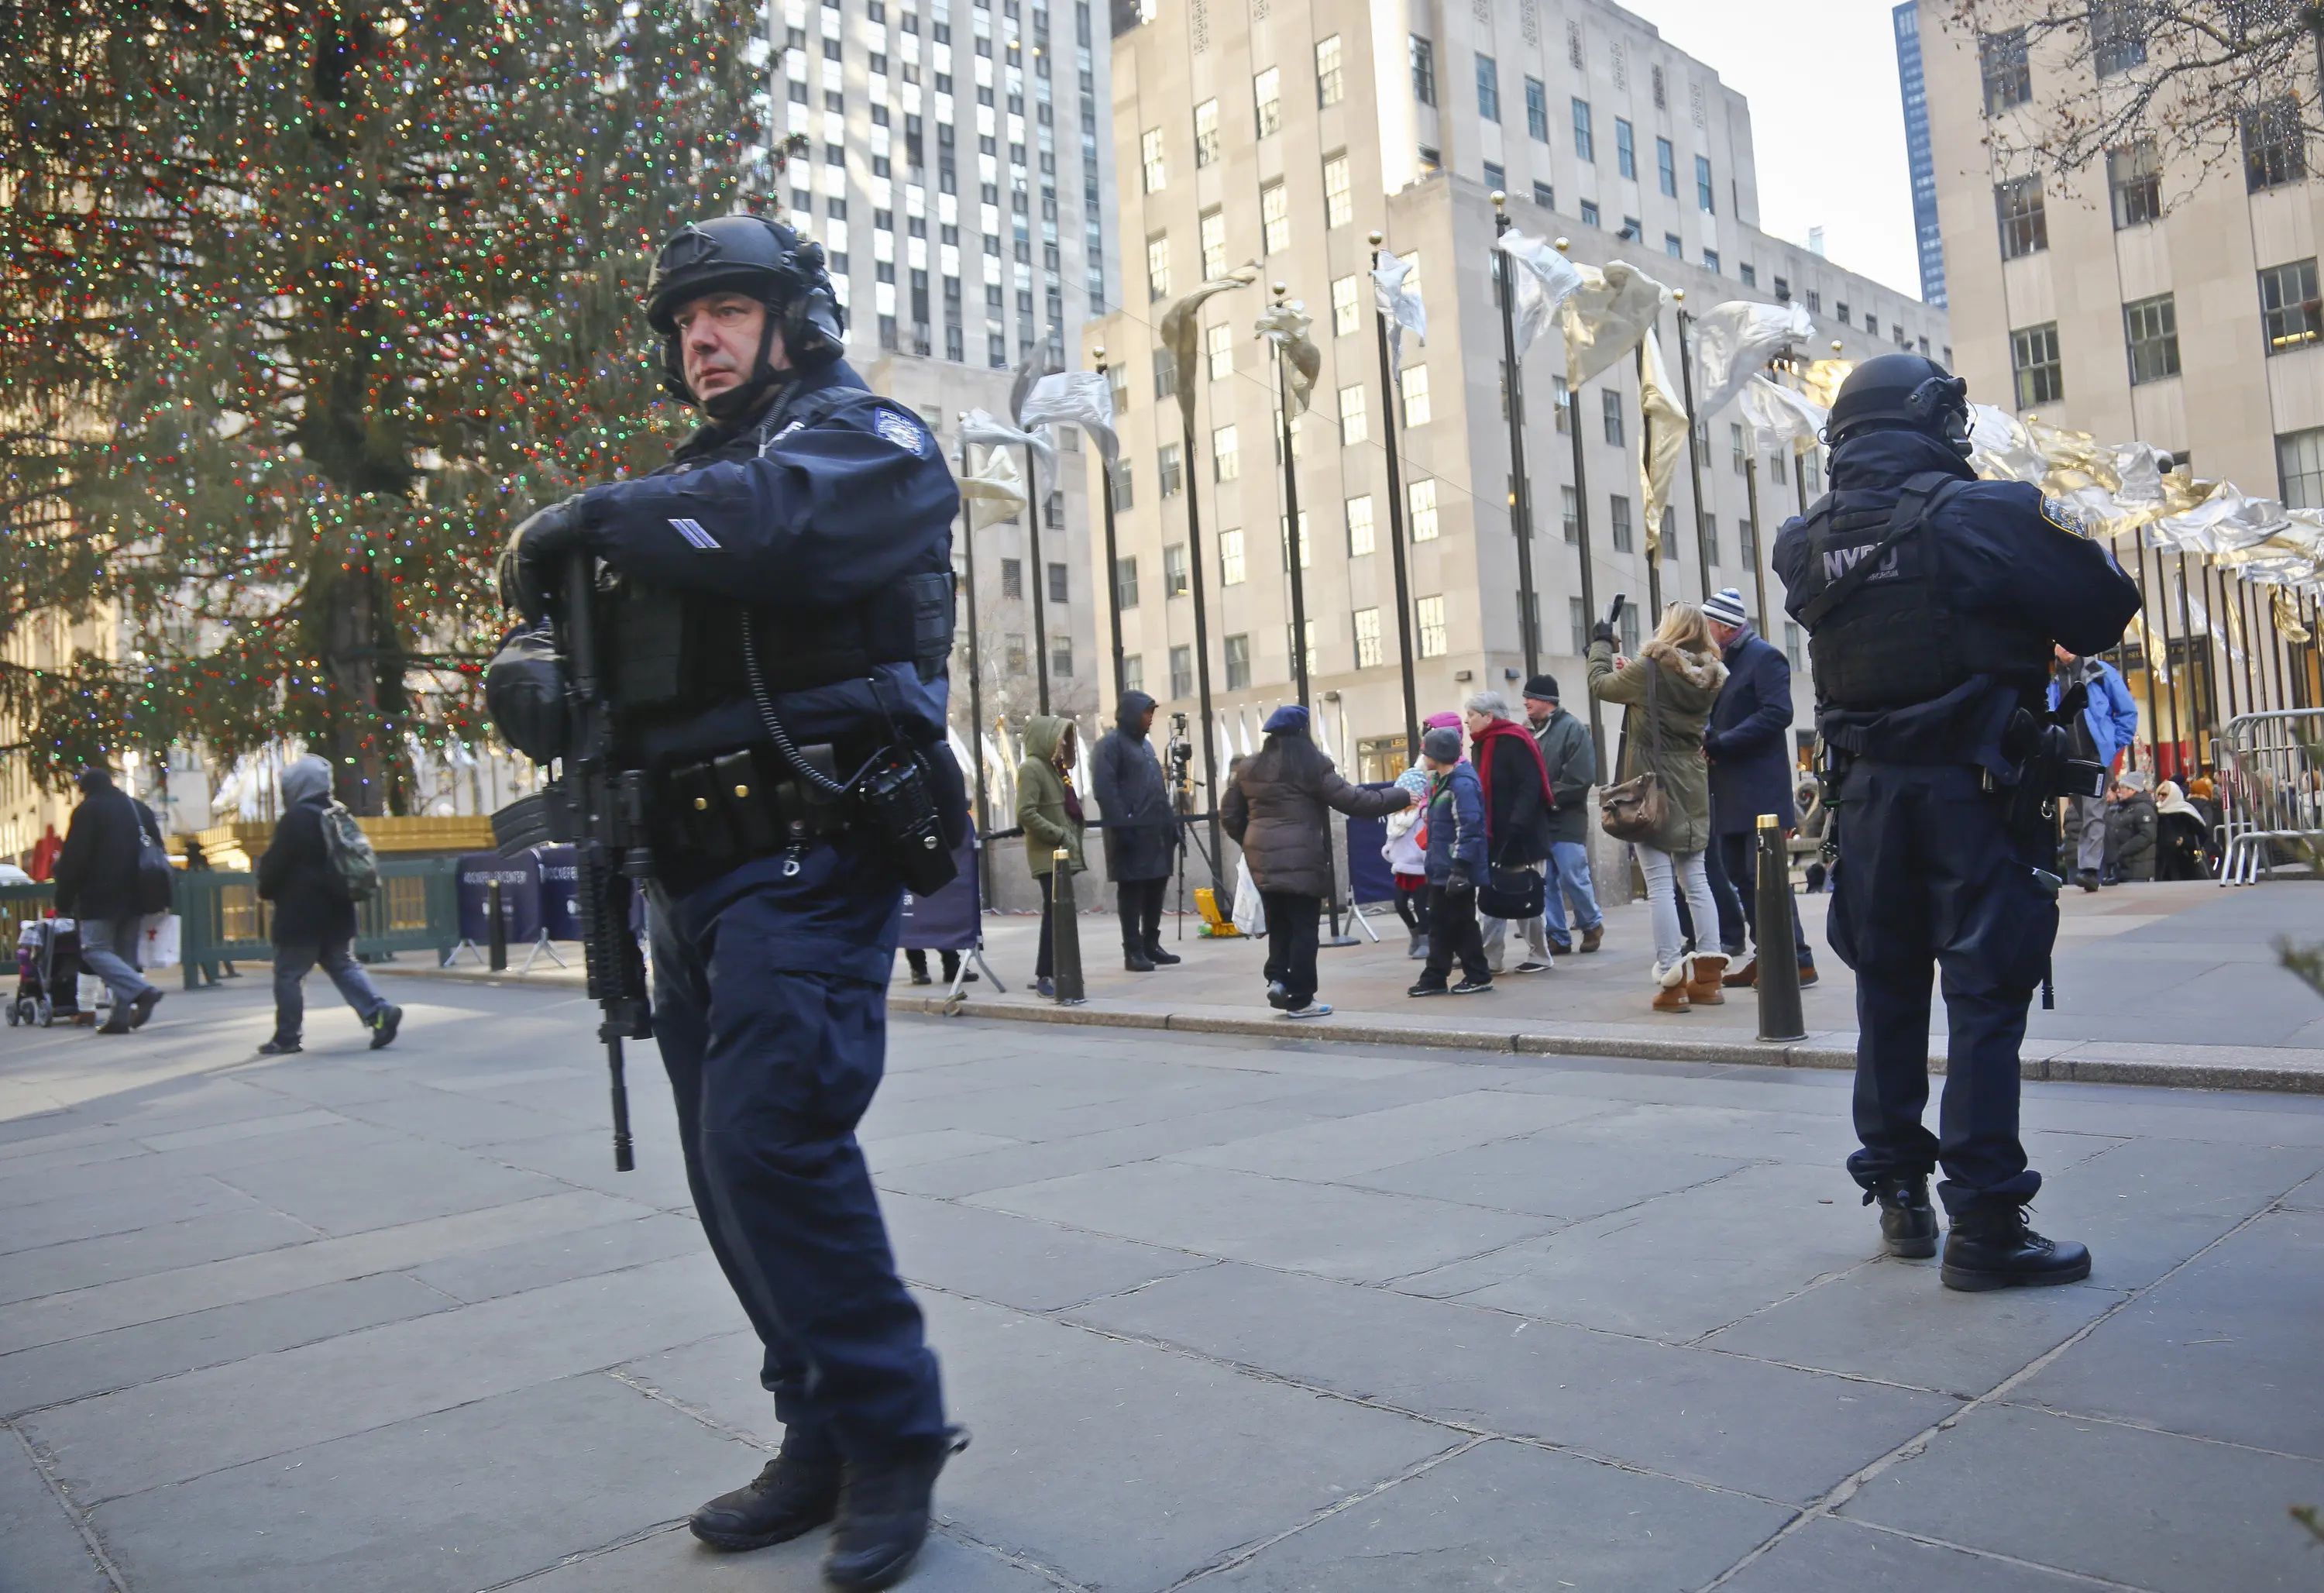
[
  {"x1": 1367, "y1": 229, "x2": 1383, "y2": 246},
  {"x1": 1672, "y1": 287, "x2": 1685, "y2": 302},
  {"x1": 1832, "y1": 340, "x2": 1844, "y2": 353},
  {"x1": 1092, "y1": 344, "x2": 1105, "y2": 362},
  {"x1": 1490, "y1": 189, "x2": 1506, "y2": 209},
  {"x1": 1554, "y1": 236, "x2": 1571, "y2": 252},
  {"x1": 1272, "y1": 280, "x2": 1287, "y2": 298}
]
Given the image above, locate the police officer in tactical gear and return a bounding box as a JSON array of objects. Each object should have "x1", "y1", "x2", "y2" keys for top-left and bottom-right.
[
  {"x1": 1773, "y1": 353, "x2": 2140, "y2": 1292},
  {"x1": 502, "y1": 212, "x2": 964, "y2": 1589}
]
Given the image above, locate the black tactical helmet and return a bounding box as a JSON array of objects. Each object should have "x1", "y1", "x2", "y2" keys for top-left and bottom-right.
[
  {"x1": 1827, "y1": 352, "x2": 1972, "y2": 456},
  {"x1": 645, "y1": 214, "x2": 846, "y2": 415}
]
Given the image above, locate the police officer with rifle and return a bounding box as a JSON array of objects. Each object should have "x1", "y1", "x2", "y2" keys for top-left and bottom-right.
[
  {"x1": 1774, "y1": 355, "x2": 2140, "y2": 1292},
  {"x1": 488, "y1": 214, "x2": 964, "y2": 1590}
]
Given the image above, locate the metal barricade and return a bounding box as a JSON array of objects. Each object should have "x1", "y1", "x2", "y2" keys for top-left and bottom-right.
[
  {"x1": 2214, "y1": 708, "x2": 2324, "y2": 886},
  {"x1": 176, "y1": 856, "x2": 462, "y2": 986},
  {"x1": 0, "y1": 883, "x2": 57, "y2": 955}
]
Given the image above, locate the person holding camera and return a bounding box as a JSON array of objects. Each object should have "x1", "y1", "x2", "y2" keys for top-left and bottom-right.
[
  {"x1": 493, "y1": 215, "x2": 961, "y2": 1589},
  {"x1": 1774, "y1": 354, "x2": 2140, "y2": 1293},
  {"x1": 2049, "y1": 645, "x2": 2140, "y2": 891}
]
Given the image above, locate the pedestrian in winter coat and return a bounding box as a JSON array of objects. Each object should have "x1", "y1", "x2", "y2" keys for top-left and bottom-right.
[
  {"x1": 1463, "y1": 690, "x2": 1555, "y2": 975},
  {"x1": 1381, "y1": 765, "x2": 1435, "y2": 958},
  {"x1": 1015, "y1": 715, "x2": 1087, "y2": 996},
  {"x1": 254, "y1": 755, "x2": 400, "y2": 1055},
  {"x1": 51, "y1": 767, "x2": 166, "y2": 1034},
  {"x1": 2154, "y1": 780, "x2": 2211, "y2": 880},
  {"x1": 1090, "y1": 690, "x2": 1180, "y2": 972},
  {"x1": 1699, "y1": 587, "x2": 1816, "y2": 988},
  {"x1": 1221, "y1": 704, "x2": 1408, "y2": 1018},
  {"x1": 1588, "y1": 601, "x2": 1731, "y2": 1013},
  {"x1": 2104, "y1": 773, "x2": 2157, "y2": 883},
  {"x1": 1409, "y1": 726, "x2": 1491, "y2": 995},
  {"x1": 1521, "y1": 675, "x2": 1603, "y2": 958}
]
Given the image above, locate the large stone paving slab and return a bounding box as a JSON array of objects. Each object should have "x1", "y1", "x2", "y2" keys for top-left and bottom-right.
[
  {"x1": 506, "y1": 1522, "x2": 1060, "y2": 1592},
  {"x1": 1715, "y1": 1516, "x2": 2102, "y2": 1591},
  {"x1": 881, "y1": 1191, "x2": 1217, "y2": 1312},
  {"x1": 0, "y1": 1430, "x2": 108, "y2": 1593},
  {"x1": 1346, "y1": 1130, "x2": 1754, "y2": 1220}
]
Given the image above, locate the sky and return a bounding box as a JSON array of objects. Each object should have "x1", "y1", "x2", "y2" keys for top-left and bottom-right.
[{"x1": 1631, "y1": 0, "x2": 1927, "y2": 301}]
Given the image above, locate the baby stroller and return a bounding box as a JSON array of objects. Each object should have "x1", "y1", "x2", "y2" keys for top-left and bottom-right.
[{"x1": 9, "y1": 917, "x2": 88, "y2": 1028}]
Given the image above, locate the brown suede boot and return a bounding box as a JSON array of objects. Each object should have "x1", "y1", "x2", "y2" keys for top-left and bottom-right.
[
  {"x1": 1652, "y1": 958, "x2": 1692, "y2": 1013},
  {"x1": 1686, "y1": 954, "x2": 1728, "y2": 1006}
]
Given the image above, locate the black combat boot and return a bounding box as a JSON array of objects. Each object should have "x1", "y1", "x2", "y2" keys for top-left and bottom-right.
[
  {"x1": 823, "y1": 1428, "x2": 969, "y2": 1591},
  {"x1": 1864, "y1": 1175, "x2": 1939, "y2": 1259},
  {"x1": 1124, "y1": 948, "x2": 1156, "y2": 972},
  {"x1": 1942, "y1": 1205, "x2": 2091, "y2": 1292},
  {"x1": 1143, "y1": 938, "x2": 1181, "y2": 965},
  {"x1": 689, "y1": 1436, "x2": 844, "y2": 1551}
]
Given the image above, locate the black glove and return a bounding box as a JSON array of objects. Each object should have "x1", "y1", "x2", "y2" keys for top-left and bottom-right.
[
  {"x1": 1590, "y1": 620, "x2": 1616, "y2": 646},
  {"x1": 496, "y1": 497, "x2": 589, "y2": 621}
]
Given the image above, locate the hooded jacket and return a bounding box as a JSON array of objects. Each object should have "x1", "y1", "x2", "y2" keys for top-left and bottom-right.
[
  {"x1": 1220, "y1": 728, "x2": 1409, "y2": 898},
  {"x1": 1422, "y1": 759, "x2": 1487, "y2": 887},
  {"x1": 256, "y1": 755, "x2": 357, "y2": 946},
  {"x1": 1704, "y1": 623, "x2": 1800, "y2": 836},
  {"x1": 1016, "y1": 715, "x2": 1086, "y2": 878},
  {"x1": 1090, "y1": 690, "x2": 1174, "y2": 881},
  {"x1": 1588, "y1": 636, "x2": 1728, "y2": 855},
  {"x1": 51, "y1": 771, "x2": 162, "y2": 923}
]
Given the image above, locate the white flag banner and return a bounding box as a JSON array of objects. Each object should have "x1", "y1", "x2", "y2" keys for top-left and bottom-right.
[
  {"x1": 1689, "y1": 300, "x2": 1813, "y2": 421},
  {"x1": 1496, "y1": 232, "x2": 1583, "y2": 363},
  {"x1": 960, "y1": 408, "x2": 1055, "y2": 506},
  {"x1": 1740, "y1": 373, "x2": 1826, "y2": 455},
  {"x1": 1019, "y1": 371, "x2": 1119, "y2": 465},
  {"x1": 1253, "y1": 298, "x2": 1323, "y2": 414},
  {"x1": 1370, "y1": 250, "x2": 1428, "y2": 376},
  {"x1": 959, "y1": 443, "x2": 1026, "y2": 532},
  {"x1": 1562, "y1": 260, "x2": 1670, "y2": 387}
]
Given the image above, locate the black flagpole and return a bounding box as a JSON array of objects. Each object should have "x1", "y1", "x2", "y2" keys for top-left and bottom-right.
[
  {"x1": 1491, "y1": 194, "x2": 1541, "y2": 676},
  {"x1": 1555, "y1": 237, "x2": 1608, "y2": 786},
  {"x1": 1370, "y1": 232, "x2": 1422, "y2": 766}
]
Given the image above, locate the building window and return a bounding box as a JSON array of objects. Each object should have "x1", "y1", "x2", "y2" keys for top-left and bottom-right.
[
  {"x1": 1339, "y1": 382, "x2": 1369, "y2": 444},
  {"x1": 1207, "y1": 321, "x2": 1234, "y2": 380},
  {"x1": 1315, "y1": 35, "x2": 1344, "y2": 106},
  {"x1": 1525, "y1": 77, "x2": 1549, "y2": 141},
  {"x1": 1001, "y1": 557, "x2": 1023, "y2": 599},
  {"x1": 1164, "y1": 540, "x2": 1190, "y2": 596},
  {"x1": 1052, "y1": 638, "x2": 1074, "y2": 677},
  {"x1": 1331, "y1": 274, "x2": 1362, "y2": 335},
  {"x1": 1610, "y1": 493, "x2": 1634, "y2": 552},
  {"x1": 1602, "y1": 389, "x2": 1624, "y2": 446},
  {"x1": 1140, "y1": 126, "x2": 1166, "y2": 191},
  {"x1": 2244, "y1": 98, "x2": 2305, "y2": 191},
  {"x1": 2262, "y1": 258, "x2": 2322, "y2": 353},
  {"x1": 1740, "y1": 263, "x2": 1756, "y2": 287},
  {"x1": 1110, "y1": 460, "x2": 1133, "y2": 511},
  {"x1": 1417, "y1": 144, "x2": 1440, "y2": 174},
  {"x1": 1410, "y1": 35, "x2": 1435, "y2": 105},
  {"x1": 1655, "y1": 136, "x2": 1676, "y2": 196},
  {"x1": 1580, "y1": 199, "x2": 1600, "y2": 229},
  {"x1": 1703, "y1": 514, "x2": 1719, "y2": 566},
  {"x1": 1153, "y1": 347, "x2": 1179, "y2": 401},
  {"x1": 1416, "y1": 595, "x2": 1447, "y2": 658},
  {"x1": 1199, "y1": 207, "x2": 1227, "y2": 280},
  {"x1": 1159, "y1": 444, "x2": 1184, "y2": 498},
  {"x1": 1169, "y1": 644, "x2": 1192, "y2": 699},
  {"x1": 1697, "y1": 155, "x2": 1715, "y2": 212},
  {"x1": 2013, "y1": 322, "x2": 2063, "y2": 407},
  {"x1": 1703, "y1": 248, "x2": 1720, "y2": 275},
  {"x1": 1476, "y1": 53, "x2": 1500, "y2": 122},
  {"x1": 1483, "y1": 161, "x2": 1505, "y2": 194},
  {"x1": 1783, "y1": 621, "x2": 1803, "y2": 672},
  {"x1": 1146, "y1": 232, "x2": 1171, "y2": 301},
  {"x1": 1219, "y1": 527, "x2": 1246, "y2": 585},
  {"x1": 1562, "y1": 484, "x2": 1578, "y2": 543},
  {"x1": 1554, "y1": 374, "x2": 1571, "y2": 433},
  {"x1": 1409, "y1": 478, "x2": 1440, "y2": 541},
  {"x1": 1618, "y1": 604, "x2": 1640, "y2": 655},
  {"x1": 1534, "y1": 181, "x2": 1554, "y2": 208},
  {"x1": 1254, "y1": 66, "x2": 1282, "y2": 136},
  {"x1": 1224, "y1": 633, "x2": 1251, "y2": 690},
  {"x1": 1731, "y1": 422, "x2": 1747, "y2": 474},
  {"x1": 1353, "y1": 607, "x2": 1383, "y2": 668},
  {"x1": 2091, "y1": 0, "x2": 2148, "y2": 77},
  {"x1": 1569, "y1": 596, "x2": 1589, "y2": 656},
  {"x1": 1346, "y1": 494, "x2": 1376, "y2": 556},
  {"x1": 1322, "y1": 153, "x2": 1353, "y2": 228},
  {"x1": 1837, "y1": 300, "x2": 1849, "y2": 325},
  {"x1": 1120, "y1": 655, "x2": 1143, "y2": 696},
  {"x1": 1260, "y1": 181, "x2": 1291, "y2": 254},
  {"x1": 1113, "y1": 556, "x2": 1139, "y2": 608},
  {"x1": 1573, "y1": 98, "x2": 1593, "y2": 162},
  {"x1": 2278, "y1": 426, "x2": 2324, "y2": 508},
  {"x1": 1048, "y1": 562, "x2": 1069, "y2": 604},
  {"x1": 1740, "y1": 514, "x2": 1758, "y2": 566},
  {"x1": 1615, "y1": 117, "x2": 1635, "y2": 178},
  {"x1": 1978, "y1": 29, "x2": 2030, "y2": 115},
  {"x1": 2108, "y1": 142, "x2": 2161, "y2": 229},
  {"x1": 1995, "y1": 175, "x2": 2047, "y2": 259},
  {"x1": 1281, "y1": 511, "x2": 1312, "y2": 568},
  {"x1": 2123, "y1": 294, "x2": 2180, "y2": 384},
  {"x1": 1005, "y1": 633, "x2": 1026, "y2": 674},
  {"x1": 1401, "y1": 364, "x2": 1432, "y2": 427},
  {"x1": 1665, "y1": 232, "x2": 1683, "y2": 259},
  {"x1": 1193, "y1": 98, "x2": 1219, "y2": 167},
  {"x1": 1212, "y1": 424, "x2": 1241, "y2": 482}
]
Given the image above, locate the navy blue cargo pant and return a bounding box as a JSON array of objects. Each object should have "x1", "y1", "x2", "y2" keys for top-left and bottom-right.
[
  {"x1": 648, "y1": 834, "x2": 946, "y2": 1463},
  {"x1": 1825, "y1": 762, "x2": 2052, "y2": 1218}
]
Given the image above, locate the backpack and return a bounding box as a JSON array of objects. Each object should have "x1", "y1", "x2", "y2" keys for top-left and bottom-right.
[{"x1": 319, "y1": 802, "x2": 381, "y2": 902}]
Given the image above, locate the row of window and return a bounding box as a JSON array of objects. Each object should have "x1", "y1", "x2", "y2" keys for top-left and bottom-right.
[
  {"x1": 2008, "y1": 256, "x2": 2324, "y2": 408},
  {"x1": 1978, "y1": 5, "x2": 2146, "y2": 115}
]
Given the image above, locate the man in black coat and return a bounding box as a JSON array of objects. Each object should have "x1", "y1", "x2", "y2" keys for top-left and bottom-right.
[
  {"x1": 1090, "y1": 690, "x2": 1180, "y2": 972},
  {"x1": 1700, "y1": 587, "x2": 1816, "y2": 987},
  {"x1": 254, "y1": 755, "x2": 401, "y2": 1056},
  {"x1": 51, "y1": 767, "x2": 165, "y2": 1034},
  {"x1": 1463, "y1": 691, "x2": 1556, "y2": 975}
]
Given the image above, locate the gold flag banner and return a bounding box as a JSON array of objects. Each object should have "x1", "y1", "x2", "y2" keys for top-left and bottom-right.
[
  {"x1": 1160, "y1": 268, "x2": 1261, "y2": 427},
  {"x1": 1638, "y1": 328, "x2": 1690, "y2": 552},
  {"x1": 1253, "y1": 298, "x2": 1322, "y2": 415}
]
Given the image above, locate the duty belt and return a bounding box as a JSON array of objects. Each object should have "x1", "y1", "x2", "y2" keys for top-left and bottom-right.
[{"x1": 658, "y1": 742, "x2": 858, "y2": 872}]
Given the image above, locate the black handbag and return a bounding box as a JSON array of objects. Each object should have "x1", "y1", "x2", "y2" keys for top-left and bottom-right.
[{"x1": 1477, "y1": 854, "x2": 1544, "y2": 920}]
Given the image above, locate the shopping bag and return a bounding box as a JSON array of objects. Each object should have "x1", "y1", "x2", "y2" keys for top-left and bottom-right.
[
  {"x1": 139, "y1": 913, "x2": 181, "y2": 970},
  {"x1": 1230, "y1": 858, "x2": 1267, "y2": 938}
]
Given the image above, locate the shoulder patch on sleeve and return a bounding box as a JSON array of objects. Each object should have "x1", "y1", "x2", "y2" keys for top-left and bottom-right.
[
  {"x1": 873, "y1": 407, "x2": 929, "y2": 456},
  {"x1": 2040, "y1": 496, "x2": 2091, "y2": 538}
]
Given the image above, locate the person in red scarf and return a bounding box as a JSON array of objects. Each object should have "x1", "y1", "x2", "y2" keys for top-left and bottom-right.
[{"x1": 1463, "y1": 692, "x2": 1556, "y2": 973}]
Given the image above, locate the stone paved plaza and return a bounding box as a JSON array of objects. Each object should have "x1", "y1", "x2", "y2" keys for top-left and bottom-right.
[{"x1": 3, "y1": 973, "x2": 2322, "y2": 1591}]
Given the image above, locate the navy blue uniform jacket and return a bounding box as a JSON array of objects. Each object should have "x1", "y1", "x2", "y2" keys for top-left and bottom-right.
[
  {"x1": 1705, "y1": 625, "x2": 1797, "y2": 835},
  {"x1": 1772, "y1": 429, "x2": 2141, "y2": 772}
]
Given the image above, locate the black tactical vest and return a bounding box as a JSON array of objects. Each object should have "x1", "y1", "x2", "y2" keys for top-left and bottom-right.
[{"x1": 1791, "y1": 471, "x2": 2051, "y2": 711}]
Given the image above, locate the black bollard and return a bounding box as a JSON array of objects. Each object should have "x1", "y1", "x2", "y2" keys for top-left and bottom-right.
[
  {"x1": 1048, "y1": 848, "x2": 1086, "y2": 1004},
  {"x1": 487, "y1": 878, "x2": 508, "y2": 972},
  {"x1": 1754, "y1": 814, "x2": 1806, "y2": 1041}
]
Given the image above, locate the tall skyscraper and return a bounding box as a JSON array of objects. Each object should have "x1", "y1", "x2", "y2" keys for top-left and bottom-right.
[{"x1": 1893, "y1": 2, "x2": 1946, "y2": 307}]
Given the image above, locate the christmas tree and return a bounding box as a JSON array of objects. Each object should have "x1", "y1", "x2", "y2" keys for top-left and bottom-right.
[{"x1": 1, "y1": 1, "x2": 775, "y2": 810}]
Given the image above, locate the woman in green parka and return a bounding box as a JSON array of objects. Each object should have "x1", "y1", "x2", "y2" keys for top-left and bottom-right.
[
  {"x1": 1016, "y1": 714, "x2": 1087, "y2": 997},
  {"x1": 1589, "y1": 601, "x2": 1731, "y2": 1013}
]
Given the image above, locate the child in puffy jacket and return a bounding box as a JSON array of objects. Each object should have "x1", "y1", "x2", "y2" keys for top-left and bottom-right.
[
  {"x1": 1411, "y1": 726, "x2": 1491, "y2": 996},
  {"x1": 1382, "y1": 766, "x2": 1433, "y2": 958}
]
